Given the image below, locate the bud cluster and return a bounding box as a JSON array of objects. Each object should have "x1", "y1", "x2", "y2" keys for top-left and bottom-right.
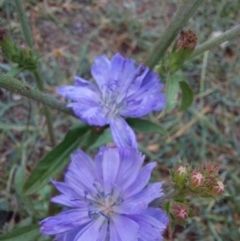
[
  {"x1": 0, "y1": 27, "x2": 39, "y2": 71},
  {"x1": 171, "y1": 162, "x2": 224, "y2": 197},
  {"x1": 166, "y1": 162, "x2": 224, "y2": 225}
]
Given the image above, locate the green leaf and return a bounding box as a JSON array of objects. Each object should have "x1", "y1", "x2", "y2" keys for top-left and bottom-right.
[
  {"x1": 23, "y1": 123, "x2": 90, "y2": 195},
  {"x1": 0, "y1": 0, "x2": 6, "y2": 7},
  {"x1": 166, "y1": 71, "x2": 187, "y2": 111},
  {"x1": 6, "y1": 66, "x2": 25, "y2": 77},
  {"x1": 88, "y1": 128, "x2": 112, "y2": 151},
  {"x1": 166, "y1": 74, "x2": 180, "y2": 111},
  {"x1": 0, "y1": 224, "x2": 39, "y2": 241},
  {"x1": 179, "y1": 81, "x2": 194, "y2": 111},
  {"x1": 14, "y1": 166, "x2": 36, "y2": 216},
  {"x1": 79, "y1": 129, "x2": 100, "y2": 148},
  {"x1": 14, "y1": 166, "x2": 26, "y2": 194},
  {"x1": 127, "y1": 118, "x2": 167, "y2": 136},
  {"x1": 169, "y1": 48, "x2": 193, "y2": 73}
]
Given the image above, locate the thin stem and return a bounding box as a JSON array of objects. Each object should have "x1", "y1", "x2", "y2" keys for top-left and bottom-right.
[
  {"x1": 199, "y1": 51, "x2": 209, "y2": 159},
  {"x1": 14, "y1": 0, "x2": 33, "y2": 48},
  {"x1": 34, "y1": 69, "x2": 56, "y2": 146},
  {"x1": 189, "y1": 24, "x2": 240, "y2": 59},
  {"x1": 43, "y1": 105, "x2": 57, "y2": 146},
  {"x1": 14, "y1": 0, "x2": 56, "y2": 146},
  {"x1": 0, "y1": 71, "x2": 74, "y2": 116},
  {"x1": 144, "y1": 0, "x2": 204, "y2": 69}
]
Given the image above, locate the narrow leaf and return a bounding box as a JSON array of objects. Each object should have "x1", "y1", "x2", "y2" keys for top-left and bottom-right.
[
  {"x1": 23, "y1": 123, "x2": 90, "y2": 195},
  {"x1": 6, "y1": 66, "x2": 25, "y2": 77},
  {"x1": 14, "y1": 166, "x2": 35, "y2": 216},
  {"x1": 0, "y1": 224, "x2": 39, "y2": 241},
  {"x1": 88, "y1": 128, "x2": 112, "y2": 151},
  {"x1": 179, "y1": 81, "x2": 194, "y2": 110},
  {"x1": 166, "y1": 75, "x2": 179, "y2": 111},
  {"x1": 127, "y1": 118, "x2": 167, "y2": 136}
]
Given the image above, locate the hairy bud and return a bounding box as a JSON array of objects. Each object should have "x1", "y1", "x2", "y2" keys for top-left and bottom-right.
[
  {"x1": 172, "y1": 202, "x2": 189, "y2": 221},
  {"x1": 210, "y1": 180, "x2": 225, "y2": 196},
  {"x1": 189, "y1": 170, "x2": 205, "y2": 188},
  {"x1": 171, "y1": 165, "x2": 189, "y2": 189}
]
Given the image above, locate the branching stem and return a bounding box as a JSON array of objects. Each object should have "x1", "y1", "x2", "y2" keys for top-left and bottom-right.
[
  {"x1": 145, "y1": 0, "x2": 204, "y2": 69},
  {"x1": 14, "y1": 0, "x2": 56, "y2": 146}
]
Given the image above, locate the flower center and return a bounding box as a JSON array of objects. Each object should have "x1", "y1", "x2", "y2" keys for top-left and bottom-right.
[
  {"x1": 85, "y1": 182, "x2": 122, "y2": 220},
  {"x1": 100, "y1": 82, "x2": 125, "y2": 118}
]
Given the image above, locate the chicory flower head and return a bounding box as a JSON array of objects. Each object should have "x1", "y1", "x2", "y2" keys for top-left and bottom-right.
[
  {"x1": 57, "y1": 53, "x2": 166, "y2": 148},
  {"x1": 40, "y1": 147, "x2": 168, "y2": 241}
]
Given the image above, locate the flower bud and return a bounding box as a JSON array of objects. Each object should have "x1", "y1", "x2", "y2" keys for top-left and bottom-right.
[
  {"x1": 189, "y1": 170, "x2": 205, "y2": 188},
  {"x1": 0, "y1": 27, "x2": 39, "y2": 71},
  {"x1": 175, "y1": 166, "x2": 188, "y2": 176},
  {"x1": 202, "y1": 162, "x2": 219, "y2": 176},
  {"x1": 172, "y1": 202, "x2": 189, "y2": 221},
  {"x1": 171, "y1": 165, "x2": 188, "y2": 189},
  {"x1": 169, "y1": 29, "x2": 197, "y2": 73},
  {"x1": 176, "y1": 30, "x2": 197, "y2": 52},
  {"x1": 210, "y1": 180, "x2": 225, "y2": 196}
]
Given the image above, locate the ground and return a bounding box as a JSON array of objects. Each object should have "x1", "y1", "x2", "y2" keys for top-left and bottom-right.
[{"x1": 0, "y1": 0, "x2": 240, "y2": 240}]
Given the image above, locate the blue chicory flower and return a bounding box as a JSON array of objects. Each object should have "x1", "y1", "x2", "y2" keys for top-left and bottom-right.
[
  {"x1": 56, "y1": 53, "x2": 166, "y2": 148},
  {"x1": 40, "y1": 147, "x2": 168, "y2": 241}
]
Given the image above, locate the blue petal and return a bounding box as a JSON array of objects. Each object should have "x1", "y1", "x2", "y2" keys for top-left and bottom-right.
[
  {"x1": 56, "y1": 85, "x2": 100, "y2": 103},
  {"x1": 100, "y1": 147, "x2": 121, "y2": 194},
  {"x1": 118, "y1": 66, "x2": 166, "y2": 117},
  {"x1": 129, "y1": 209, "x2": 168, "y2": 241},
  {"x1": 68, "y1": 103, "x2": 108, "y2": 126},
  {"x1": 145, "y1": 208, "x2": 169, "y2": 226},
  {"x1": 114, "y1": 199, "x2": 147, "y2": 215},
  {"x1": 110, "y1": 117, "x2": 137, "y2": 148},
  {"x1": 40, "y1": 209, "x2": 91, "y2": 236},
  {"x1": 51, "y1": 180, "x2": 84, "y2": 207},
  {"x1": 73, "y1": 216, "x2": 105, "y2": 241},
  {"x1": 123, "y1": 162, "x2": 157, "y2": 199},
  {"x1": 124, "y1": 182, "x2": 164, "y2": 207},
  {"x1": 121, "y1": 93, "x2": 166, "y2": 117},
  {"x1": 109, "y1": 222, "x2": 121, "y2": 241},
  {"x1": 74, "y1": 76, "x2": 96, "y2": 89},
  {"x1": 51, "y1": 180, "x2": 76, "y2": 196},
  {"x1": 51, "y1": 194, "x2": 86, "y2": 208},
  {"x1": 110, "y1": 215, "x2": 139, "y2": 241},
  {"x1": 116, "y1": 148, "x2": 144, "y2": 191},
  {"x1": 96, "y1": 223, "x2": 108, "y2": 241},
  {"x1": 65, "y1": 149, "x2": 96, "y2": 193},
  {"x1": 54, "y1": 226, "x2": 85, "y2": 241},
  {"x1": 91, "y1": 55, "x2": 111, "y2": 89},
  {"x1": 109, "y1": 53, "x2": 137, "y2": 95},
  {"x1": 126, "y1": 66, "x2": 162, "y2": 98}
]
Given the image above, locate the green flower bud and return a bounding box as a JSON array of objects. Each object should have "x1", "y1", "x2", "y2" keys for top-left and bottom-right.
[
  {"x1": 169, "y1": 30, "x2": 197, "y2": 73},
  {"x1": 171, "y1": 165, "x2": 188, "y2": 189}
]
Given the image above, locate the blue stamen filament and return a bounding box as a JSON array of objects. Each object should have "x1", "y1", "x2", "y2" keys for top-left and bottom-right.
[
  {"x1": 100, "y1": 83, "x2": 125, "y2": 118},
  {"x1": 85, "y1": 182, "x2": 123, "y2": 220}
]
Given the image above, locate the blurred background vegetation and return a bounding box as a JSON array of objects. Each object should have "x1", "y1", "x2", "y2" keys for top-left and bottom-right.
[{"x1": 0, "y1": 0, "x2": 240, "y2": 240}]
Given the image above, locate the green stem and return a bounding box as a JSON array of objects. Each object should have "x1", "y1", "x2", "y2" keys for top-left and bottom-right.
[
  {"x1": 14, "y1": 0, "x2": 56, "y2": 147},
  {"x1": 0, "y1": 71, "x2": 74, "y2": 116},
  {"x1": 14, "y1": 0, "x2": 33, "y2": 48},
  {"x1": 189, "y1": 24, "x2": 240, "y2": 59},
  {"x1": 33, "y1": 69, "x2": 56, "y2": 146},
  {"x1": 144, "y1": 0, "x2": 204, "y2": 69}
]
